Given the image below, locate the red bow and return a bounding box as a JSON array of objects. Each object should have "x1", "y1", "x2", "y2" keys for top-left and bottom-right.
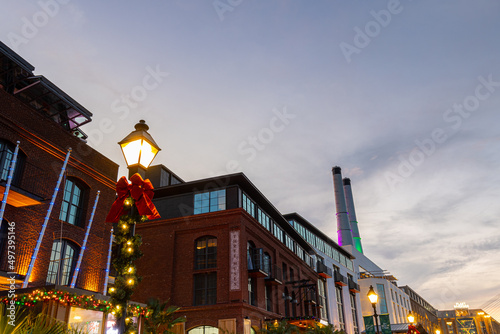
[
  {"x1": 105, "y1": 173, "x2": 161, "y2": 223},
  {"x1": 407, "y1": 325, "x2": 420, "y2": 334}
]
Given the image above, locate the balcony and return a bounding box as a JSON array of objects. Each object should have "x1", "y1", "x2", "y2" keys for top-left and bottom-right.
[
  {"x1": 334, "y1": 271, "x2": 348, "y2": 286},
  {"x1": 316, "y1": 261, "x2": 332, "y2": 279},
  {"x1": 248, "y1": 248, "x2": 268, "y2": 278},
  {"x1": 304, "y1": 290, "x2": 317, "y2": 305},
  {"x1": 265, "y1": 264, "x2": 283, "y2": 285},
  {"x1": 348, "y1": 277, "x2": 360, "y2": 293}
]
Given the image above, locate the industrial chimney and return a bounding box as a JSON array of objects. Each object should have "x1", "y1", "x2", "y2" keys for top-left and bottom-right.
[
  {"x1": 332, "y1": 166, "x2": 353, "y2": 247},
  {"x1": 343, "y1": 178, "x2": 363, "y2": 254}
]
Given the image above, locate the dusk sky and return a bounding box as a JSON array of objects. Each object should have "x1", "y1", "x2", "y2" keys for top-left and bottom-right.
[{"x1": 2, "y1": 0, "x2": 499, "y2": 320}]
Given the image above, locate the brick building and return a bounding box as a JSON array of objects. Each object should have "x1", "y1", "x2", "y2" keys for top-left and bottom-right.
[
  {"x1": 134, "y1": 168, "x2": 324, "y2": 334},
  {"x1": 0, "y1": 41, "x2": 119, "y2": 332}
]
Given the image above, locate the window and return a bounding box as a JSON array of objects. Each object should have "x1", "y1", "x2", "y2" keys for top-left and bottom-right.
[
  {"x1": 350, "y1": 293, "x2": 359, "y2": 334},
  {"x1": 263, "y1": 252, "x2": 271, "y2": 275},
  {"x1": 194, "y1": 190, "x2": 226, "y2": 214},
  {"x1": 284, "y1": 287, "x2": 290, "y2": 317},
  {"x1": 242, "y1": 192, "x2": 255, "y2": 217},
  {"x1": 285, "y1": 234, "x2": 294, "y2": 252},
  {"x1": 376, "y1": 284, "x2": 388, "y2": 314},
  {"x1": 257, "y1": 208, "x2": 271, "y2": 230},
  {"x1": 273, "y1": 224, "x2": 283, "y2": 242},
  {"x1": 318, "y1": 279, "x2": 328, "y2": 320},
  {"x1": 195, "y1": 236, "x2": 217, "y2": 270},
  {"x1": 188, "y1": 326, "x2": 219, "y2": 334},
  {"x1": 248, "y1": 277, "x2": 256, "y2": 306},
  {"x1": 46, "y1": 239, "x2": 78, "y2": 285},
  {"x1": 194, "y1": 272, "x2": 217, "y2": 305},
  {"x1": 336, "y1": 286, "x2": 345, "y2": 330},
  {"x1": 282, "y1": 263, "x2": 288, "y2": 281},
  {"x1": 0, "y1": 139, "x2": 24, "y2": 186},
  {"x1": 59, "y1": 178, "x2": 85, "y2": 226},
  {"x1": 265, "y1": 285, "x2": 272, "y2": 312}
]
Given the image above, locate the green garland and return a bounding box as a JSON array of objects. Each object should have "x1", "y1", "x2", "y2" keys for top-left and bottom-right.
[{"x1": 107, "y1": 196, "x2": 147, "y2": 334}]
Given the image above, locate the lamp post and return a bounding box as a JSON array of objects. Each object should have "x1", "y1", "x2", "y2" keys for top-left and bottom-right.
[
  {"x1": 118, "y1": 119, "x2": 161, "y2": 179},
  {"x1": 111, "y1": 120, "x2": 161, "y2": 334},
  {"x1": 367, "y1": 285, "x2": 381, "y2": 334},
  {"x1": 407, "y1": 312, "x2": 417, "y2": 334}
]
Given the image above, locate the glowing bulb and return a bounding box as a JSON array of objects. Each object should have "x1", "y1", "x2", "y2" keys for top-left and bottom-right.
[
  {"x1": 127, "y1": 240, "x2": 132, "y2": 245},
  {"x1": 116, "y1": 305, "x2": 120, "y2": 309},
  {"x1": 125, "y1": 317, "x2": 131, "y2": 323},
  {"x1": 128, "y1": 279, "x2": 134, "y2": 285},
  {"x1": 109, "y1": 287, "x2": 115, "y2": 293},
  {"x1": 122, "y1": 224, "x2": 128, "y2": 230},
  {"x1": 127, "y1": 247, "x2": 133, "y2": 253},
  {"x1": 127, "y1": 267, "x2": 134, "y2": 273}
]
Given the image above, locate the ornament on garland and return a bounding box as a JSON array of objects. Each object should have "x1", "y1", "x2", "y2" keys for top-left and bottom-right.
[{"x1": 106, "y1": 173, "x2": 160, "y2": 334}]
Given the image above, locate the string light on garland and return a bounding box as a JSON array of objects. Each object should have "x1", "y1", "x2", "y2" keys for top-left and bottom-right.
[{"x1": 0, "y1": 289, "x2": 150, "y2": 317}]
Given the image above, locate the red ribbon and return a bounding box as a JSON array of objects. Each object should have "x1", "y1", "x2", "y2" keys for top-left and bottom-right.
[
  {"x1": 105, "y1": 173, "x2": 161, "y2": 223},
  {"x1": 407, "y1": 325, "x2": 420, "y2": 334}
]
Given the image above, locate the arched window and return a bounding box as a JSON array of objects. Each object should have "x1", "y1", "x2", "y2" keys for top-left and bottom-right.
[
  {"x1": 194, "y1": 236, "x2": 217, "y2": 270},
  {"x1": 188, "y1": 326, "x2": 219, "y2": 334},
  {"x1": 0, "y1": 139, "x2": 25, "y2": 186},
  {"x1": 59, "y1": 178, "x2": 86, "y2": 227},
  {"x1": 46, "y1": 239, "x2": 79, "y2": 285}
]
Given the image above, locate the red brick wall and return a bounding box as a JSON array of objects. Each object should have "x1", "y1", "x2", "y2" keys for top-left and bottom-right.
[
  {"x1": 135, "y1": 208, "x2": 319, "y2": 332},
  {"x1": 0, "y1": 88, "x2": 119, "y2": 293}
]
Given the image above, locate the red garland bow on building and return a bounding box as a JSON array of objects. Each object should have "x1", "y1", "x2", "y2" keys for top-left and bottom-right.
[
  {"x1": 106, "y1": 173, "x2": 160, "y2": 223},
  {"x1": 407, "y1": 325, "x2": 420, "y2": 334}
]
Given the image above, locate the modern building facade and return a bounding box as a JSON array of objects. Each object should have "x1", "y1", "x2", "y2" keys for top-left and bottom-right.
[
  {"x1": 0, "y1": 41, "x2": 120, "y2": 332},
  {"x1": 401, "y1": 285, "x2": 439, "y2": 334},
  {"x1": 134, "y1": 168, "x2": 326, "y2": 334},
  {"x1": 332, "y1": 166, "x2": 413, "y2": 332},
  {"x1": 438, "y1": 304, "x2": 500, "y2": 334},
  {"x1": 285, "y1": 212, "x2": 362, "y2": 334}
]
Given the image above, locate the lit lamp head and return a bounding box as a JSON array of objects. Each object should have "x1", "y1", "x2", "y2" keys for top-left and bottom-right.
[
  {"x1": 367, "y1": 285, "x2": 379, "y2": 305},
  {"x1": 436, "y1": 329, "x2": 441, "y2": 334},
  {"x1": 118, "y1": 120, "x2": 161, "y2": 178},
  {"x1": 407, "y1": 312, "x2": 415, "y2": 324}
]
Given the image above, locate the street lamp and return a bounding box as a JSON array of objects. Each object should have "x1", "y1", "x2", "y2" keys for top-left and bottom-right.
[
  {"x1": 118, "y1": 120, "x2": 161, "y2": 178},
  {"x1": 367, "y1": 285, "x2": 381, "y2": 334},
  {"x1": 110, "y1": 120, "x2": 161, "y2": 334},
  {"x1": 407, "y1": 312, "x2": 415, "y2": 324}
]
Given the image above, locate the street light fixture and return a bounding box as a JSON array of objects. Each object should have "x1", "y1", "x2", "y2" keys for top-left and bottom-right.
[
  {"x1": 367, "y1": 285, "x2": 381, "y2": 334},
  {"x1": 118, "y1": 120, "x2": 161, "y2": 178},
  {"x1": 111, "y1": 120, "x2": 161, "y2": 334},
  {"x1": 407, "y1": 312, "x2": 415, "y2": 324}
]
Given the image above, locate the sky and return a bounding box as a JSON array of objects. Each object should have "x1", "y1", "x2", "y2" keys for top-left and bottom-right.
[{"x1": 2, "y1": 0, "x2": 499, "y2": 320}]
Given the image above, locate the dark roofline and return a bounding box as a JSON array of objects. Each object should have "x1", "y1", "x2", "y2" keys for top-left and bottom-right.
[
  {"x1": 283, "y1": 212, "x2": 355, "y2": 260},
  {"x1": 400, "y1": 285, "x2": 438, "y2": 312},
  {"x1": 153, "y1": 172, "x2": 315, "y2": 253},
  {"x1": 30, "y1": 76, "x2": 93, "y2": 118},
  {"x1": 0, "y1": 41, "x2": 35, "y2": 73}
]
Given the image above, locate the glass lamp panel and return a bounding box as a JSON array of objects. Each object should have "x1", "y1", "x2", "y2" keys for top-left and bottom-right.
[
  {"x1": 120, "y1": 140, "x2": 142, "y2": 166},
  {"x1": 138, "y1": 140, "x2": 159, "y2": 168}
]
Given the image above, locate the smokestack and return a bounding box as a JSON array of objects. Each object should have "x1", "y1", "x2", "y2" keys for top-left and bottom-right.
[
  {"x1": 332, "y1": 166, "x2": 353, "y2": 247},
  {"x1": 343, "y1": 178, "x2": 363, "y2": 254}
]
